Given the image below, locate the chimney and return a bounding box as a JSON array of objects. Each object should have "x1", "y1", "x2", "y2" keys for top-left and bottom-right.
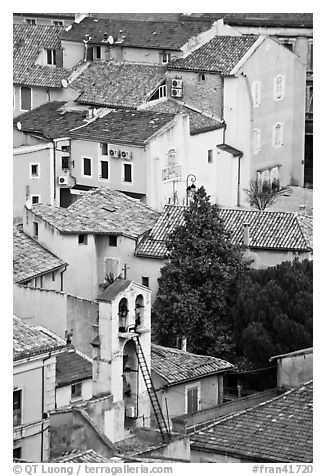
[
  {"x1": 181, "y1": 336, "x2": 187, "y2": 352},
  {"x1": 103, "y1": 32, "x2": 108, "y2": 42},
  {"x1": 243, "y1": 222, "x2": 250, "y2": 247}
]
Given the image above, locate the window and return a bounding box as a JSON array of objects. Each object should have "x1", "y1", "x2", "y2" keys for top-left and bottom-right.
[
  {"x1": 30, "y1": 163, "x2": 39, "y2": 178},
  {"x1": 279, "y1": 37, "x2": 295, "y2": 52},
  {"x1": 33, "y1": 222, "x2": 39, "y2": 238},
  {"x1": 257, "y1": 167, "x2": 280, "y2": 193},
  {"x1": 52, "y1": 271, "x2": 55, "y2": 282},
  {"x1": 253, "y1": 128, "x2": 261, "y2": 154},
  {"x1": 161, "y1": 51, "x2": 171, "y2": 64},
  {"x1": 78, "y1": 234, "x2": 88, "y2": 245},
  {"x1": 100, "y1": 160, "x2": 109, "y2": 179},
  {"x1": 109, "y1": 235, "x2": 117, "y2": 247},
  {"x1": 306, "y1": 85, "x2": 313, "y2": 114},
  {"x1": 21, "y1": 86, "x2": 31, "y2": 111},
  {"x1": 123, "y1": 163, "x2": 132, "y2": 183},
  {"x1": 273, "y1": 74, "x2": 285, "y2": 101},
  {"x1": 273, "y1": 122, "x2": 283, "y2": 148},
  {"x1": 47, "y1": 49, "x2": 56, "y2": 66},
  {"x1": 40, "y1": 275, "x2": 43, "y2": 288},
  {"x1": 142, "y1": 277, "x2": 149, "y2": 287},
  {"x1": 53, "y1": 20, "x2": 63, "y2": 26},
  {"x1": 62, "y1": 156, "x2": 69, "y2": 169},
  {"x1": 13, "y1": 447, "x2": 22, "y2": 459},
  {"x1": 207, "y1": 149, "x2": 213, "y2": 163},
  {"x1": 31, "y1": 195, "x2": 40, "y2": 205},
  {"x1": 199, "y1": 73, "x2": 206, "y2": 82},
  {"x1": 95, "y1": 46, "x2": 101, "y2": 59},
  {"x1": 71, "y1": 383, "x2": 82, "y2": 399},
  {"x1": 83, "y1": 157, "x2": 92, "y2": 176},
  {"x1": 252, "y1": 80, "x2": 261, "y2": 107},
  {"x1": 25, "y1": 18, "x2": 36, "y2": 25},
  {"x1": 148, "y1": 83, "x2": 167, "y2": 102},
  {"x1": 307, "y1": 41, "x2": 313, "y2": 71},
  {"x1": 13, "y1": 390, "x2": 22, "y2": 426},
  {"x1": 100, "y1": 142, "x2": 108, "y2": 155},
  {"x1": 186, "y1": 384, "x2": 200, "y2": 414},
  {"x1": 61, "y1": 145, "x2": 70, "y2": 153}
]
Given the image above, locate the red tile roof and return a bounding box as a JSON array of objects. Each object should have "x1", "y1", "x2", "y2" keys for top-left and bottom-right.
[
  {"x1": 56, "y1": 350, "x2": 92, "y2": 387},
  {"x1": 13, "y1": 24, "x2": 71, "y2": 88},
  {"x1": 52, "y1": 449, "x2": 112, "y2": 463},
  {"x1": 168, "y1": 35, "x2": 259, "y2": 75},
  {"x1": 13, "y1": 225, "x2": 67, "y2": 283},
  {"x1": 191, "y1": 382, "x2": 313, "y2": 463},
  {"x1": 152, "y1": 344, "x2": 234, "y2": 386},
  {"x1": 135, "y1": 205, "x2": 313, "y2": 258},
  {"x1": 29, "y1": 187, "x2": 160, "y2": 239},
  {"x1": 71, "y1": 62, "x2": 166, "y2": 108},
  {"x1": 61, "y1": 17, "x2": 215, "y2": 51}
]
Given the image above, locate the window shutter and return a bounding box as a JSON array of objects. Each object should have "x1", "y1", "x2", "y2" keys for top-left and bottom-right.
[{"x1": 56, "y1": 49, "x2": 63, "y2": 67}]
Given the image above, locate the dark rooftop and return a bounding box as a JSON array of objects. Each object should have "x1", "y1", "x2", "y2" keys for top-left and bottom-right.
[
  {"x1": 97, "y1": 279, "x2": 132, "y2": 303},
  {"x1": 56, "y1": 350, "x2": 92, "y2": 387},
  {"x1": 189, "y1": 13, "x2": 313, "y2": 29}
]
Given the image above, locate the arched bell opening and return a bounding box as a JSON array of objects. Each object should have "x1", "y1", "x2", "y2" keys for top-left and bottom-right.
[
  {"x1": 135, "y1": 294, "x2": 144, "y2": 331},
  {"x1": 118, "y1": 297, "x2": 129, "y2": 332},
  {"x1": 122, "y1": 339, "x2": 138, "y2": 426}
]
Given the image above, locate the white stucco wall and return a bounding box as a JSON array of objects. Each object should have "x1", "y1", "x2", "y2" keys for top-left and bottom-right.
[{"x1": 55, "y1": 379, "x2": 92, "y2": 408}]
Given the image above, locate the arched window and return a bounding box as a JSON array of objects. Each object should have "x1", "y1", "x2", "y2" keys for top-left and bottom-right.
[
  {"x1": 118, "y1": 298, "x2": 129, "y2": 332},
  {"x1": 273, "y1": 74, "x2": 285, "y2": 101},
  {"x1": 252, "y1": 80, "x2": 261, "y2": 107},
  {"x1": 273, "y1": 122, "x2": 283, "y2": 148},
  {"x1": 135, "y1": 295, "x2": 144, "y2": 330}
]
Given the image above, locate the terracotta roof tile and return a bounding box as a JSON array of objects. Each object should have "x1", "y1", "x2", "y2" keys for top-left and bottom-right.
[
  {"x1": 168, "y1": 35, "x2": 258, "y2": 74},
  {"x1": 13, "y1": 225, "x2": 66, "y2": 283},
  {"x1": 61, "y1": 17, "x2": 215, "y2": 50},
  {"x1": 135, "y1": 206, "x2": 313, "y2": 258},
  {"x1": 71, "y1": 62, "x2": 166, "y2": 108},
  {"x1": 52, "y1": 449, "x2": 112, "y2": 463},
  {"x1": 56, "y1": 350, "x2": 92, "y2": 387},
  {"x1": 13, "y1": 316, "x2": 66, "y2": 361},
  {"x1": 30, "y1": 187, "x2": 160, "y2": 239},
  {"x1": 13, "y1": 24, "x2": 71, "y2": 88},
  {"x1": 151, "y1": 344, "x2": 234, "y2": 386},
  {"x1": 190, "y1": 382, "x2": 313, "y2": 463}
]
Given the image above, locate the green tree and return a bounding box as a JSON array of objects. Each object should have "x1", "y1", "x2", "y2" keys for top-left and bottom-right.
[
  {"x1": 152, "y1": 187, "x2": 246, "y2": 359},
  {"x1": 231, "y1": 259, "x2": 313, "y2": 366}
]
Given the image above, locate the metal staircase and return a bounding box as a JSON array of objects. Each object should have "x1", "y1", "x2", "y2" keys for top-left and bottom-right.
[{"x1": 132, "y1": 335, "x2": 170, "y2": 443}]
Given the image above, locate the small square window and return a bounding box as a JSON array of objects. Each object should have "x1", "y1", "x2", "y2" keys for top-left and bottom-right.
[
  {"x1": 33, "y1": 222, "x2": 39, "y2": 238},
  {"x1": 78, "y1": 234, "x2": 88, "y2": 245},
  {"x1": 142, "y1": 277, "x2": 149, "y2": 287},
  {"x1": 83, "y1": 158, "x2": 91, "y2": 176},
  {"x1": 71, "y1": 382, "x2": 82, "y2": 399},
  {"x1": 109, "y1": 235, "x2": 117, "y2": 247},
  {"x1": 31, "y1": 164, "x2": 39, "y2": 177},
  {"x1": 31, "y1": 195, "x2": 40, "y2": 205},
  {"x1": 100, "y1": 143, "x2": 108, "y2": 155},
  {"x1": 62, "y1": 156, "x2": 69, "y2": 169},
  {"x1": 207, "y1": 149, "x2": 213, "y2": 163},
  {"x1": 199, "y1": 73, "x2": 206, "y2": 82}
]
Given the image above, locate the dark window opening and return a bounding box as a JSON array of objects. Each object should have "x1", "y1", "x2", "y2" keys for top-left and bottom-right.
[
  {"x1": 26, "y1": 18, "x2": 36, "y2": 25},
  {"x1": 100, "y1": 142, "x2": 108, "y2": 155},
  {"x1": 86, "y1": 46, "x2": 93, "y2": 61},
  {"x1": 13, "y1": 447, "x2": 22, "y2": 459},
  {"x1": 78, "y1": 234, "x2": 88, "y2": 245},
  {"x1": 31, "y1": 164, "x2": 39, "y2": 177},
  {"x1": 13, "y1": 390, "x2": 22, "y2": 426},
  {"x1": 100, "y1": 161, "x2": 109, "y2": 179},
  {"x1": 95, "y1": 46, "x2": 101, "y2": 59},
  {"x1": 47, "y1": 49, "x2": 56, "y2": 65},
  {"x1": 71, "y1": 383, "x2": 82, "y2": 398},
  {"x1": 33, "y1": 222, "x2": 39, "y2": 238},
  {"x1": 199, "y1": 73, "x2": 206, "y2": 81},
  {"x1": 53, "y1": 20, "x2": 63, "y2": 26},
  {"x1": 142, "y1": 277, "x2": 149, "y2": 287},
  {"x1": 52, "y1": 271, "x2": 55, "y2": 281},
  {"x1": 83, "y1": 158, "x2": 91, "y2": 176},
  {"x1": 21, "y1": 87, "x2": 31, "y2": 111},
  {"x1": 31, "y1": 195, "x2": 39, "y2": 204},
  {"x1": 162, "y1": 51, "x2": 171, "y2": 64},
  {"x1": 62, "y1": 156, "x2": 69, "y2": 169},
  {"x1": 124, "y1": 164, "x2": 132, "y2": 183},
  {"x1": 109, "y1": 235, "x2": 117, "y2": 247},
  {"x1": 208, "y1": 149, "x2": 213, "y2": 163}
]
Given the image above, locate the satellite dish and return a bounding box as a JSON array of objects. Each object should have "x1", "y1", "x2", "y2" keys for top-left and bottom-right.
[
  {"x1": 16, "y1": 122, "x2": 22, "y2": 130},
  {"x1": 108, "y1": 35, "x2": 114, "y2": 45},
  {"x1": 61, "y1": 79, "x2": 68, "y2": 88}
]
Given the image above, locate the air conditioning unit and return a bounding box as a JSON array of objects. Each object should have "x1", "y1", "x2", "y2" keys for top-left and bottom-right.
[
  {"x1": 172, "y1": 79, "x2": 183, "y2": 89},
  {"x1": 57, "y1": 176, "x2": 69, "y2": 185},
  {"x1": 109, "y1": 148, "x2": 120, "y2": 158},
  {"x1": 120, "y1": 150, "x2": 132, "y2": 160},
  {"x1": 171, "y1": 88, "x2": 183, "y2": 98},
  {"x1": 125, "y1": 405, "x2": 136, "y2": 418}
]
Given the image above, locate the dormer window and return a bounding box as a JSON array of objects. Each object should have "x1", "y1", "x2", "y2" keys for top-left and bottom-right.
[
  {"x1": 148, "y1": 83, "x2": 167, "y2": 102},
  {"x1": 47, "y1": 49, "x2": 56, "y2": 65}
]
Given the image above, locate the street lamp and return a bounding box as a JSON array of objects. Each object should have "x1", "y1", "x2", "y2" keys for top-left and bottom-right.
[{"x1": 186, "y1": 174, "x2": 197, "y2": 205}]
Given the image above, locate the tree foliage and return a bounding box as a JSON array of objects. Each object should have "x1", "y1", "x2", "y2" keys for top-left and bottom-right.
[
  {"x1": 152, "y1": 187, "x2": 246, "y2": 359},
  {"x1": 245, "y1": 179, "x2": 290, "y2": 210},
  {"x1": 230, "y1": 259, "x2": 313, "y2": 366}
]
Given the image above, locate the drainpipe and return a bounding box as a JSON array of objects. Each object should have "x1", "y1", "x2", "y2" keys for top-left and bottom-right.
[
  {"x1": 237, "y1": 156, "x2": 241, "y2": 207},
  {"x1": 60, "y1": 265, "x2": 67, "y2": 292},
  {"x1": 41, "y1": 352, "x2": 53, "y2": 461},
  {"x1": 240, "y1": 72, "x2": 254, "y2": 205}
]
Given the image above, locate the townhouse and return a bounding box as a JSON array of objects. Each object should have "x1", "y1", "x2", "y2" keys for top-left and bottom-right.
[
  {"x1": 167, "y1": 34, "x2": 306, "y2": 206},
  {"x1": 13, "y1": 316, "x2": 67, "y2": 461},
  {"x1": 22, "y1": 187, "x2": 160, "y2": 301}
]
